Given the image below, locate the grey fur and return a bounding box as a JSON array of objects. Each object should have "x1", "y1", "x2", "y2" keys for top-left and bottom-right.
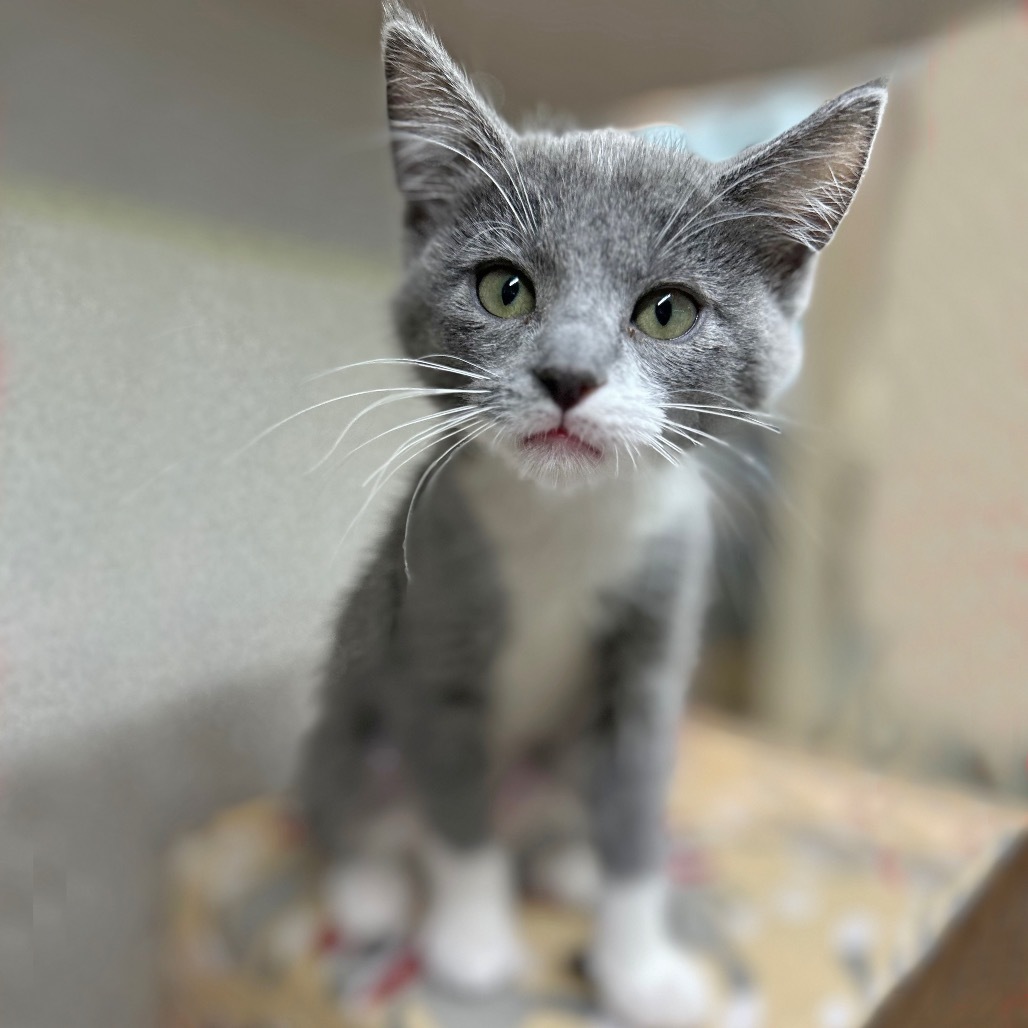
[
  {"x1": 587, "y1": 528, "x2": 710, "y2": 876},
  {"x1": 299, "y1": 472, "x2": 506, "y2": 851},
  {"x1": 296, "y1": 2, "x2": 884, "y2": 885}
]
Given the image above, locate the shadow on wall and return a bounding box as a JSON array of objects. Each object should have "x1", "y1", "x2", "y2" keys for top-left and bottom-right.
[{"x1": 3, "y1": 673, "x2": 310, "y2": 1028}]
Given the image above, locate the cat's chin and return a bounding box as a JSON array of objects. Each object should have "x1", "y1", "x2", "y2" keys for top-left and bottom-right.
[
  {"x1": 495, "y1": 435, "x2": 616, "y2": 491},
  {"x1": 517, "y1": 457, "x2": 611, "y2": 491}
]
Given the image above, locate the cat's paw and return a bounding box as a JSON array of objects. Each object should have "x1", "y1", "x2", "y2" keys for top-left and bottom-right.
[
  {"x1": 420, "y1": 842, "x2": 525, "y2": 994},
  {"x1": 420, "y1": 896, "x2": 526, "y2": 993},
  {"x1": 529, "y1": 840, "x2": 601, "y2": 910},
  {"x1": 592, "y1": 937, "x2": 710, "y2": 1028},
  {"x1": 325, "y1": 857, "x2": 412, "y2": 945},
  {"x1": 591, "y1": 876, "x2": 710, "y2": 1027}
]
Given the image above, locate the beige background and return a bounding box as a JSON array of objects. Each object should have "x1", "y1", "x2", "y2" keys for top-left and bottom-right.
[{"x1": 758, "y1": 12, "x2": 1028, "y2": 796}]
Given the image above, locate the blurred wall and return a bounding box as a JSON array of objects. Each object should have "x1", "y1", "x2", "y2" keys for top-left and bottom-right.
[
  {"x1": 0, "y1": 0, "x2": 402, "y2": 256},
  {"x1": 757, "y1": 10, "x2": 1028, "y2": 797},
  {"x1": 0, "y1": 201, "x2": 405, "y2": 1026}
]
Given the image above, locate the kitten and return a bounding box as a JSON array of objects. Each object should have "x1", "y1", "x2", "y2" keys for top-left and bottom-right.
[{"x1": 297, "y1": 5, "x2": 885, "y2": 1025}]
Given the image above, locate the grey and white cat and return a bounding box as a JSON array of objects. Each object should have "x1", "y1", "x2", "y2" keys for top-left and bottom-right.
[{"x1": 297, "y1": 5, "x2": 885, "y2": 1025}]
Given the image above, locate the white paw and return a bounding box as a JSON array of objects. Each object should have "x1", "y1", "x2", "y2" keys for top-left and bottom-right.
[
  {"x1": 421, "y1": 896, "x2": 525, "y2": 993},
  {"x1": 325, "y1": 857, "x2": 412, "y2": 945},
  {"x1": 530, "y1": 840, "x2": 601, "y2": 910},
  {"x1": 420, "y1": 842, "x2": 525, "y2": 994},
  {"x1": 593, "y1": 938, "x2": 710, "y2": 1028},
  {"x1": 592, "y1": 876, "x2": 710, "y2": 1027}
]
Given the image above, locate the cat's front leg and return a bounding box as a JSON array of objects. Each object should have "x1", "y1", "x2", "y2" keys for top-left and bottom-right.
[
  {"x1": 399, "y1": 679, "x2": 525, "y2": 993},
  {"x1": 586, "y1": 549, "x2": 712, "y2": 1027}
]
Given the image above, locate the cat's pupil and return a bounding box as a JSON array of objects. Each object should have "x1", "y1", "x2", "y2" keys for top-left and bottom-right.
[
  {"x1": 654, "y1": 293, "x2": 673, "y2": 326},
  {"x1": 501, "y1": 276, "x2": 520, "y2": 306}
]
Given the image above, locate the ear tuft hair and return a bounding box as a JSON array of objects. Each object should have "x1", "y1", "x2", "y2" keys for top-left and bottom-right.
[
  {"x1": 381, "y1": 2, "x2": 522, "y2": 236},
  {"x1": 717, "y1": 80, "x2": 887, "y2": 260}
]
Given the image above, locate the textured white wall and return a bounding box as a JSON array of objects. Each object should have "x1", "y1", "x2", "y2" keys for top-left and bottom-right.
[
  {"x1": 1, "y1": 198, "x2": 404, "y2": 758},
  {"x1": 0, "y1": 4, "x2": 406, "y2": 1023},
  {"x1": 0, "y1": 197, "x2": 416, "y2": 1026}
]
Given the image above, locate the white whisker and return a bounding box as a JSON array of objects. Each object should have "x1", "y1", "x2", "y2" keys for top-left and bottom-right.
[
  {"x1": 306, "y1": 390, "x2": 432, "y2": 474},
  {"x1": 670, "y1": 388, "x2": 808, "y2": 430},
  {"x1": 330, "y1": 417, "x2": 485, "y2": 565},
  {"x1": 228, "y1": 386, "x2": 482, "y2": 461},
  {"x1": 648, "y1": 438, "x2": 680, "y2": 465},
  {"x1": 306, "y1": 356, "x2": 490, "y2": 384},
  {"x1": 312, "y1": 403, "x2": 481, "y2": 476},
  {"x1": 402, "y1": 422, "x2": 492, "y2": 578},
  {"x1": 362, "y1": 411, "x2": 489, "y2": 490},
  {"x1": 663, "y1": 404, "x2": 781, "y2": 434},
  {"x1": 664, "y1": 421, "x2": 821, "y2": 547}
]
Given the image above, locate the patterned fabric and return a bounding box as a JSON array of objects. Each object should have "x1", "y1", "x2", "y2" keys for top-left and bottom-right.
[{"x1": 162, "y1": 721, "x2": 1025, "y2": 1028}]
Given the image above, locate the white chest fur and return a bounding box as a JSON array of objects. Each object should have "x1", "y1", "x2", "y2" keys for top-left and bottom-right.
[{"x1": 456, "y1": 456, "x2": 710, "y2": 756}]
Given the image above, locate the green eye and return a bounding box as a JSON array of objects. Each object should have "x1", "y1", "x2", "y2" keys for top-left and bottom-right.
[
  {"x1": 477, "y1": 266, "x2": 535, "y2": 319},
  {"x1": 633, "y1": 288, "x2": 699, "y2": 340}
]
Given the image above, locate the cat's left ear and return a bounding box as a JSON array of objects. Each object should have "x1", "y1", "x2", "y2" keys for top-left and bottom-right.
[
  {"x1": 716, "y1": 80, "x2": 887, "y2": 301},
  {"x1": 382, "y1": 3, "x2": 517, "y2": 235}
]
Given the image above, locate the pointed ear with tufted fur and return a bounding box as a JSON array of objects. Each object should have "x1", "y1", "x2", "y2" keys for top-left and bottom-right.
[
  {"x1": 382, "y1": 3, "x2": 525, "y2": 237},
  {"x1": 716, "y1": 80, "x2": 887, "y2": 297}
]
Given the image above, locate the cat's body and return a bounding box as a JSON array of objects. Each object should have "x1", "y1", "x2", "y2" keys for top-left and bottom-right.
[
  {"x1": 302, "y1": 449, "x2": 714, "y2": 1017},
  {"x1": 297, "y1": 6, "x2": 885, "y2": 1025},
  {"x1": 467, "y1": 451, "x2": 711, "y2": 761}
]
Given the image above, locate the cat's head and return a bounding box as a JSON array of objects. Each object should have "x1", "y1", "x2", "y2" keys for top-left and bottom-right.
[{"x1": 382, "y1": 3, "x2": 885, "y2": 488}]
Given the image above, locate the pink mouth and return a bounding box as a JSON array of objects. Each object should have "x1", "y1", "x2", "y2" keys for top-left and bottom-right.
[{"x1": 522, "y1": 426, "x2": 603, "y2": 459}]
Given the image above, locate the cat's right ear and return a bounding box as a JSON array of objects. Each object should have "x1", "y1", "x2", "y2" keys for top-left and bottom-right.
[{"x1": 382, "y1": 2, "x2": 515, "y2": 234}]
